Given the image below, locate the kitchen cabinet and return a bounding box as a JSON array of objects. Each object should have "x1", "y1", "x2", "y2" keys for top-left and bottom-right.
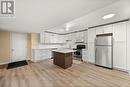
[
  {"x1": 71, "y1": 33, "x2": 76, "y2": 43},
  {"x1": 44, "y1": 32, "x2": 51, "y2": 43},
  {"x1": 113, "y1": 22, "x2": 127, "y2": 42},
  {"x1": 113, "y1": 22, "x2": 127, "y2": 71},
  {"x1": 126, "y1": 21, "x2": 130, "y2": 71},
  {"x1": 84, "y1": 31, "x2": 88, "y2": 43},
  {"x1": 88, "y1": 28, "x2": 96, "y2": 43},
  {"x1": 53, "y1": 51, "x2": 73, "y2": 69},
  {"x1": 82, "y1": 49, "x2": 88, "y2": 62},
  {"x1": 40, "y1": 32, "x2": 44, "y2": 43},
  {"x1": 113, "y1": 42, "x2": 127, "y2": 70},
  {"x1": 66, "y1": 34, "x2": 72, "y2": 41},
  {"x1": 103, "y1": 25, "x2": 113, "y2": 33},
  {"x1": 87, "y1": 43, "x2": 95, "y2": 63},
  {"x1": 96, "y1": 25, "x2": 113, "y2": 35},
  {"x1": 32, "y1": 49, "x2": 52, "y2": 62},
  {"x1": 96, "y1": 26, "x2": 104, "y2": 34},
  {"x1": 40, "y1": 32, "x2": 66, "y2": 44},
  {"x1": 57, "y1": 34, "x2": 66, "y2": 43}
]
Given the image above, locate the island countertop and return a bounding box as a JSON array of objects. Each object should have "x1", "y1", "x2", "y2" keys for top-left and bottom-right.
[{"x1": 52, "y1": 49, "x2": 75, "y2": 53}]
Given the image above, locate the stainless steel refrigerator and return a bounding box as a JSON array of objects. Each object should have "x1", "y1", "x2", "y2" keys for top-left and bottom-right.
[{"x1": 95, "y1": 33, "x2": 113, "y2": 69}]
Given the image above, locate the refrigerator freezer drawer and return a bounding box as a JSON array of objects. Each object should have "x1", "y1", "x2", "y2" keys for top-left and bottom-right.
[{"x1": 95, "y1": 46, "x2": 113, "y2": 68}]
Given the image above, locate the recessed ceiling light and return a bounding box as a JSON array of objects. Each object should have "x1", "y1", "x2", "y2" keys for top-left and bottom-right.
[
  {"x1": 65, "y1": 27, "x2": 69, "y2": 31},
  {"x1": 103, "y1": 14, "x2": 115, "y2": 19}
]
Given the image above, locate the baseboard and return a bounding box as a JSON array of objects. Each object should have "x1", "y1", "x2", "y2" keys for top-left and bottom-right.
[
  {"x1": 0, "y1": 62, "x2": 10, "y2": 65},
  {"x1": 129, "y1": 71, "x2": 130, "y2": 75},
  {"x1": 31, "y1": 58, "x2": 51, "y2": 63},
  {"x1": 83, "y1": 61, "x2": 95, "y2": 64},
  {"x1": 113, "y1": 67, "x2": 129, "y2": 73}
]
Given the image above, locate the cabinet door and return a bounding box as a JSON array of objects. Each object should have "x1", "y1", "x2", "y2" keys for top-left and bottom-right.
[
  {"x1": 44, "y1": 33, "x2": 51, "y2": 43},
  {"x1": 75, "y1": 32, "x2": 78, "y2": 42},
  {"x1": 88, "y1": 29, "x2": 96, "y2": 43},
  {"x1": 113, "y1": 22, "x2": 127, "y2": 42},
  {"x1": 71, "y1": 33, "x2": 76, "y2": 43},
  {"x1": 96, "y1": 26, "x2": 104, "y2": 35},
  {"x1": 40, "y1": 32, "x2": 44, "y2": 43},
  {"x1": 87, "y1": 43, "x2": 95, "y2": 63},
  {"x1": 113, "y1": 42, "x2": 127, "y2": 70},
  {"x1": 52, "y1": 34, "x2": 58, "y2": 43},
  {"x1": 103, "y1": 25, "x2": 113, "y2": 33},
  {"x1": 84, "y1": 31, "x2": 88, "y2": 43},
  {"x1": 82, "y1": 49, "x2": 88, "y2": 62},
  {"x1": 57, "y1": 35, "x2": 66, "y2": 43},
  {"x1": 67, "y1": 34, "x2": 72, "y2": 41},
  {"x1": 64, "y1": 34, "x2": 68, "y2": 41}
]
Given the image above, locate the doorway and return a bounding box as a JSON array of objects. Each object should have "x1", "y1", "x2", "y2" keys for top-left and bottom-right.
[{"x1": 11, "y1": 32, "x2": 27, "y2": 62}]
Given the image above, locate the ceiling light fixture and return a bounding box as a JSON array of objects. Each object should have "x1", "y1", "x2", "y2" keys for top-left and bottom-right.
[
  {"x1": 65, "y1": 27, "x2": 69, "y2": 31},
  {"x1": 103, "y1": 14, "x2": 115, "y2": 19}
]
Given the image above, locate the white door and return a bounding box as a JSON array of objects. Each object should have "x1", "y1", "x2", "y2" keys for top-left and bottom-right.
[{"x1": 11, "y1": 33, "x2": 27, "y2": 62}]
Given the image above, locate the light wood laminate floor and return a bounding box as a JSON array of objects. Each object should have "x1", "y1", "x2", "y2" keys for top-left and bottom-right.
[{"x1": 0, "y1": 59, "x2": 130, "y2": 87}]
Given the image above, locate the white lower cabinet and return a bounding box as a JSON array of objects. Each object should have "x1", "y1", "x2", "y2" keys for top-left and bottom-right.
[
  {"x1": 113, "y1": 42, "x2": 127, "y2": 70},
  {"x1": 87, "y1": 43, "x2": 95, "y2": 63},
  {"x1": 32, "y1": 49, "x2": 52, "y2": 62},
  {"x1": 82, "y1": 49, "x2": 88, "y2": 62}
]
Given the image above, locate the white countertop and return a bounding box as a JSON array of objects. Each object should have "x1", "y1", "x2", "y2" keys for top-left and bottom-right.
[
  {"x1": 32, "y1": 48, "x2": 58, "y2": 50},
  {"x1": 53, "y1": 49, "x2": 75, "y2": 53}
]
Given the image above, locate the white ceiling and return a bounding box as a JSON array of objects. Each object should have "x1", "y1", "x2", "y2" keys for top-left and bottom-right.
[
  {"x1": 0, "y1": 0, "x2": 118, "y2": 33},
  {"x1": 47, "y1": 0, "x2": 130, "y2": 34}
]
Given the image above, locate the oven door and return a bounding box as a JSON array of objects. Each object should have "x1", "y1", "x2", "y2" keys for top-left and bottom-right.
[{"x1": 74, "y1": 50, "x2": 82, "y2": 58}]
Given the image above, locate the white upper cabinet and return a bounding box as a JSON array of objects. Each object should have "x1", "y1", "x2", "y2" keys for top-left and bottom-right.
[
  {"x1": 57, "y1": 34, "x2": 66, "y2": 43},
  {"x1": 75, "y1": 32, "x2": 84, "y2": 42},
  {"x1": 50, "y1": 34, "x2": 57, "y2": 43},
  {"x1": 113, "y1": 22, "x2": 127, "y2": 42},
  {"x1": 103, "y1": 25, "x2": 113, "y2": 33},
  {"x1": 40, "y1": 32, "x2": 66, "y2": 44},
  {"x1": 88, "y1": 28, "x2": 96, "y2": 43},
  {"x1": 44, "y1": 32, "x2": 51, "y2": 43},
  {"x1": 95, "y1": 25, "x2": 113, "y2": 35},
  {"x1": 67, "y1": 34, "x2": 72, "y2": 41},
  {"x1": 96, "y1": 26, "x2": 104, "y2": 35},
  {"x1": 84, "y1": 31, "x2": 88, "y2": 43},
  {"x1": 71, "y1": 33, "x2": 76, "y2": 43},
  {"x1": 40, "y1": 32, "x2": 44, "y2": 43}
]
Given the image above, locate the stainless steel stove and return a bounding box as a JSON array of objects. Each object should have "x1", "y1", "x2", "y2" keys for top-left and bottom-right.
[{"x1": 73, "y1": 45, "x2": 86, "y2": 59}]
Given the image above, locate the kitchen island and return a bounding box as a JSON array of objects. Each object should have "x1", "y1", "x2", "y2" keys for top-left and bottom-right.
[{"x1": 53, "y1": 49, "x2": 74, "y2": 69}]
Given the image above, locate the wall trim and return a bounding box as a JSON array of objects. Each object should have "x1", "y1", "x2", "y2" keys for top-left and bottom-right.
[{"x1": 88, "y1": 19, "x2": 129, "y2": 29}]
